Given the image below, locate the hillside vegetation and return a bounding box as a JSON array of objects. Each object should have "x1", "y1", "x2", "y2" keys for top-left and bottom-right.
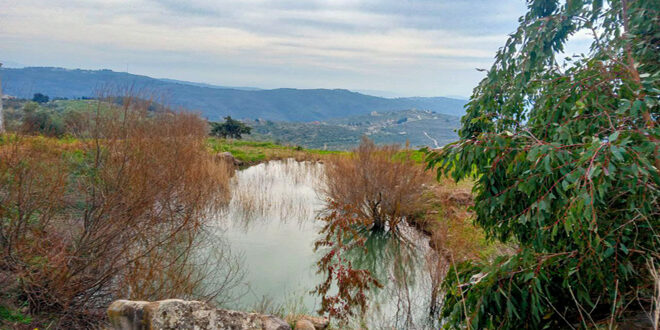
[
  {"x1": 2, "y1": 99, "x2": 459, "y2": 150},
  {"x1": 245, "y1": 109, "x2": 460, "y2": 150}
]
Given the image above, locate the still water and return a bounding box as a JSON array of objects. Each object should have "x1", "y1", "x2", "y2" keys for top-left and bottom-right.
[{"x1": 210, "y1": 159, "x2": 438, "y2": 329}]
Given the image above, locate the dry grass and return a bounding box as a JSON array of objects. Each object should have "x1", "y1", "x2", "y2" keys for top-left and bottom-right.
[{"x1": 649, "y1": 258, "x2": 660, "y2": 330}]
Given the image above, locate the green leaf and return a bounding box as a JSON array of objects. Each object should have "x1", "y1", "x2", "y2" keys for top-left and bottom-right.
[{"x1": 608, "y1": 131, "x2": 619, "y2": 142}]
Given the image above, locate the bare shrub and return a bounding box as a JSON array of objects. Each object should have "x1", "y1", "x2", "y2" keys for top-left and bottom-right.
[
  {"x1": 0, "y1": 95, "x2": 234, "y2": 327},
  {"x1": 313, "y1": 202, "x2": 383, "y2": 322},
  {"x1": 314, "y1": 138, "x2": 431, "y2": 323},
  {"x1": 323, "y1": 137, "x2": 429, "y2": 233}
]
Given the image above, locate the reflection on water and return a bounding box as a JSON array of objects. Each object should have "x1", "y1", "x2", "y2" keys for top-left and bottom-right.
[
  {"x1": 208, "y1": 159, "x2": 439, "y2": 329},
  {"x1": 219, "y1": 159, "x2": 325, "y2": 229},
  {"x1": 210, "y1": 160, "x2": 326, "y2": 312},
  {"x1": 353, "y1": 225, "x2": 438, "y2": 329}
]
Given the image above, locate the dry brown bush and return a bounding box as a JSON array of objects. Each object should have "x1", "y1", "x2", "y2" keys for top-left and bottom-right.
[
  {"x1": 323, "y1": 137, "x2": 429, "y2": 233},
  {"x1": 0, "y1": 95, "x2": 234, "y2": 327},
  {"x1": 314, "y1": 138, "x2": 430, "y2": 321},
  {"x1": 319, "y1": 138, "x2": 509, "y2": 322}
]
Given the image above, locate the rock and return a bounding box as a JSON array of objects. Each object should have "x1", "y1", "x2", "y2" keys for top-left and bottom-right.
[
  {"x1": 107, "y1": 299, "x2": 290, "y2": 330},
  {"x1": 297, "y1": 316, "x2": 329, "y2": 329},
  {"x1": 107, "y1": 300, "x2": 150, "y2": 330},
  {"x1": 215, "y1": 152, "x2": 243, "y2": 167},
  {"x1": 261, "y1": 316, "x2": 290, "y2": 330},
  {"x1": 448, "y1": 191, "x2": 473, "y2": 206},
  {"x1": 293, "y1": 319, "x2": 315, "y2": 330}
]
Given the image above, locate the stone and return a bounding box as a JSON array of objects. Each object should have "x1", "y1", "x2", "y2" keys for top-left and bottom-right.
[
  {"x1": 107, "y1": 300, "x2": 150, "y2": 330},
  {"x1": 297, "y1": 316, "x2": 329, "y2": 329},
  {"x1": 107, "y1": 299, "x2": 290, "y2": 330},
  {"x1": 293, "y1": 320, "x2": 315, "y2": 330},
  {"x1": 261, "y1": 316, "x2": 290, "y2": 330}
]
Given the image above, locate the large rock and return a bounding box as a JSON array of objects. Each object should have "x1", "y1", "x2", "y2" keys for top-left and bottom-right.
[
  {"x1": 108, "y1": 299, "x2": 290, "y2": 330},
  {"x1": 293, "y1": 319, "x2": 314, "y2": 330},
  {"x1": 296, "y1": 316, "x2": 328, "y2": 329}
]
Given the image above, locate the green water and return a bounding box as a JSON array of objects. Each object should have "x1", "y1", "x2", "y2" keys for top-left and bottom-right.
[{"x1": 210, "y1": 159, "x2": 438, "y2": 329}]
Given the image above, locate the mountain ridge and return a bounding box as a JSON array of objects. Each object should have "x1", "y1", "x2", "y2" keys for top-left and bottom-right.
[{"x1": 1, "y1": 67, "x2": 467, "y2": 122}]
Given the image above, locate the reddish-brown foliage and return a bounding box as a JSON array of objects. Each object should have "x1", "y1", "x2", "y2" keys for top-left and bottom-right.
[
  {"x1": 314, "y1": 138, "x2": 431, "y2": 322},
  {"x1": 323, "y1": 137, "x2": 428, "y2": 233},
  {"x1": 312, "y1": 202, "x2": 383, "y2": 322},
  {"x1": 0, "y1": 96, "x2": 232, "y2": 327}
]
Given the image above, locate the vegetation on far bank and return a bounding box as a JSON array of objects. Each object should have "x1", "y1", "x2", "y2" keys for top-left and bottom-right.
[{"x1": 206, "y1": 138, "x2": 343, "y2": 165}]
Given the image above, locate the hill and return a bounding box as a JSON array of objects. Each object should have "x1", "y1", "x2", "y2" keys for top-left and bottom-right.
[
  {"x1": 1, "y1": 67, "x2": 466, "y2": 122},
  {"x1": 245, "y1": 109, "x2": 460, "y2": 150}
]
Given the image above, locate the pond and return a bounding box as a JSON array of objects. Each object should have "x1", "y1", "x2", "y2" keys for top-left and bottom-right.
[{"x1": 208, "y1": 159, "x2": 439, "y2": 329}]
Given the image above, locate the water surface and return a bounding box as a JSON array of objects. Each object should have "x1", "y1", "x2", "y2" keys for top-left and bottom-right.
[{"x1": 210, "y1": 159, "x2": 438, "y2": 329}]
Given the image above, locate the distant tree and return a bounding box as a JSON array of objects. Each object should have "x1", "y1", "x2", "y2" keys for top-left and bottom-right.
[
  {"x1": 210, "y1": 116, "x2": 252, "y2": 139},
  {"x1": 32, "y1": 93, "x2": 49, "y2": 104}
]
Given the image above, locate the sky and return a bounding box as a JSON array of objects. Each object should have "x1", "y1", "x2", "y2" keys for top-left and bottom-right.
[{"x1": 0, "y1": 0, "x2": 529, "y2": 97}]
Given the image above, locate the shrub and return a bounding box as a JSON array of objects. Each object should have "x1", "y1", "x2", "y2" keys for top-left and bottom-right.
[
  {"x1": 313, "y1": 137, "x2": 430, "y2": 322},
  {"x1": 21, "y1": 102, "x2": 65, "y2": 136},
  {"x1": 0, "y1": 96, "x2": 234, "y2": 327},
  {"x1": 323, "y1": 137, "x2": 428, "y2": 232}
]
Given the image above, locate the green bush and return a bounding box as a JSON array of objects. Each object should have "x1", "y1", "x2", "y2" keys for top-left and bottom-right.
[{"x1": 426, "y1": 0, "x2": 659, "y2": 328}]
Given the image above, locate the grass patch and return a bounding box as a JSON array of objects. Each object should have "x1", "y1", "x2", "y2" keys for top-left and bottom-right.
[
  {"x1": 0, "y1": 305, "x2": 32, "y2": 325},
  {"x1": 207, "y1": 138, "x2": 343, "y2": 164}
]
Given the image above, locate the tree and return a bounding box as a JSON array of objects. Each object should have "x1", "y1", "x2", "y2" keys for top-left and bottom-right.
[
  {"x1": 32, "y1": 93, "x2": 49, "y2": 104},
  {"x1": 426, "y1": 0, "x2": 658, "y2": 328},
  {"x1": 210, "y1": 116, "x2": 252, "y2": 139}
]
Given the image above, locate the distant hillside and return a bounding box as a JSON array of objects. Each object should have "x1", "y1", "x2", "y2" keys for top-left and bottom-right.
[
  {"x1": 246, "y1": 109, "x2": 460, "y2": 150},
  {"x1": 157, "y1": 78, "x2": 262, "y2": 91},
  {"x1": 1, "y1": 67, "x2": 466, "y2": 121}
]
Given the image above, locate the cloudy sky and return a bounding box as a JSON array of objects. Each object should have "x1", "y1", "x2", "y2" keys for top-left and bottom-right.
[{"x1": 0, "y1": 0, "x2": 528, "y2": 97}]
